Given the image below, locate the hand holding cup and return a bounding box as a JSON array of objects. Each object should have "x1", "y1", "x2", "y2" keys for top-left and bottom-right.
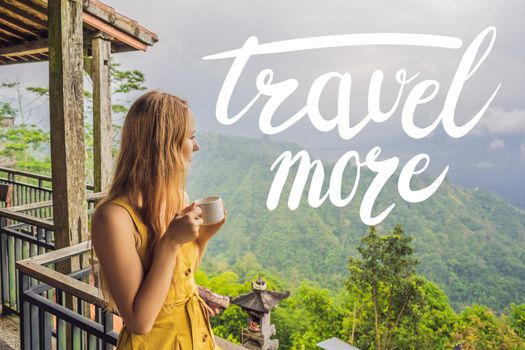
[{"x1": 166, "y1": 202, "x2": 203, "y2": 245}]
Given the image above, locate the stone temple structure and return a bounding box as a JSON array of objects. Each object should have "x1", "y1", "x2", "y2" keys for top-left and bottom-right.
[{"x1": 231, "y1": 275, "x2": 290, "y2": 350}]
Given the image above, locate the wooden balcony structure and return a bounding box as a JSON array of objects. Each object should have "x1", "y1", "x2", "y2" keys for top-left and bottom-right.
[{"x1": 1, "y1": 0, "x2": 159, "y2": 271}]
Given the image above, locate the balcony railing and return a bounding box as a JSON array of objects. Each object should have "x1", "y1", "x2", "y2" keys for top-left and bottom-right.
[
  {"x1": 0, "y1": 166, "x2": 101, "y2": 315},
  {"x1": 0, "y1": 192, "x2": 104, "y2": 315},
  {"x1": 0, "y1": 166, "x2": 95, "y2": 209},
  {"x1": 17, "y1": 241, "x2": 117, "y2": 350}
]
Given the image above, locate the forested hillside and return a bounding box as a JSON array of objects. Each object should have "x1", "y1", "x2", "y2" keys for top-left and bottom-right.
[{"x1": 187, "y1": 133, "x2": 525, "y2": 311}]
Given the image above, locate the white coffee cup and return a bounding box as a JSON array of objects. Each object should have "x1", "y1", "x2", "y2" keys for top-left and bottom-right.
[{"x1": 195, "y1": 196, "x2": 224, "y2": 225}]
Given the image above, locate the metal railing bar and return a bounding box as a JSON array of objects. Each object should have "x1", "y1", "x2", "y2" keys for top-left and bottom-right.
[
  {"x1": 29, "y1": 268, "x2": 92, "y2": 295},
  {"x1": 0, "y1": 228, "x2": 54, "y2": 250},
  {"x1": 17, "y1": 258, "x2": 105, "y2": 309},
  {"x1": 0, "y1": 167, "x2": 54, "y2": 182},
  {"x1": 0, "y1": 209, "x2": 54, "y2": 230}
]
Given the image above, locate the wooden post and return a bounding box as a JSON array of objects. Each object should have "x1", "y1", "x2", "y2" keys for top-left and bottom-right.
[
  {"x1": 48, "y1": 0, "x2": 88, "y2": 272},
  {"x1": 92, "y1": 33, "x2": 113, "y2": 194}
]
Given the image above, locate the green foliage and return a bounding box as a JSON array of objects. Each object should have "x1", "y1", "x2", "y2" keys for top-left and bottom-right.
[
  {"x1": 345, "y1": 225, "x2": 456, "y2": 350},
  {"x1": 453, "y1": 304, "x2": 525, "y2": 350},
  {"x1": 508, "y1": 304, "x2": 525, "y2": 339},
  {"x1": 0, "y1": 102, "x2": 16, "y2": 119},
  {"x1": 1, "y1": 81, "x2": 17, "y2": 88},
  {"x1": 25, "y1": 86, "x2": 48, "y2": 96},
  {"x1": 0, "y1": 124, "x2": 51, "y2": 174},
  {"x1": 195, "y1": 270, "x2": 251, "y2": 344},
  {"x1": 111, "y1": 62, "x2": 147, "y2": 94},
  {"x1": 85, "y1": 122, "x2": 94, "y2": 184},
  {"x1": 196, "y1": 224, "x2": 523, "y2": 350},
  {"x1": 273, "y1": 281, "x2": 346, "y2": 350},
  {"x1": 0, "y1": 59, "x2": 147, "y2": 182},
  {"x1": 111, "y1": 104, "x2": 128, "y2": 114}
]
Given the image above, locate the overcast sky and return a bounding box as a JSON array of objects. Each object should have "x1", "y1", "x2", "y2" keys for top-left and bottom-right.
[{"x1": 1, "y1": 0, "x2": 524, "y2": 207}]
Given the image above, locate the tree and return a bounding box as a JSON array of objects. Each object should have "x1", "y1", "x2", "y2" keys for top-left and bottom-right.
[
  {"x1": 0, "y1": 80, "x2": 51, "y2": 174},
  {"x1": 346, "y1": 224, "x2": 418, "y2": 350},
  {"x1": 345, "y1": 224, "x2": 457, "y2": 350},
  {"x1": 0, "y1": 124, "x2": 51, "y2": 174}
]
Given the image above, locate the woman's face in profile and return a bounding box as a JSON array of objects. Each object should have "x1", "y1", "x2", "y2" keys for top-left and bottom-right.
[{"x1": 182, "y1": 110, "x2": 200, "y2": 165}]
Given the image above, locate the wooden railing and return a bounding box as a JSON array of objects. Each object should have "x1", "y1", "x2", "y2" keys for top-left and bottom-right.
[
  {"x1": 17, "y1": 241, "x2": 116, "y2": 349},
  {"x1": 0, "y1": 166, "x2": 95, "y2": 208},
  {"x1": 0, "y1": 192, "x2": 105, "y2": 314}
]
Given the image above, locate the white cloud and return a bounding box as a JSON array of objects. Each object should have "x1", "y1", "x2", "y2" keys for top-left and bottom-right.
[
  {"x1": 476, "y1": 162, "x2": 493, "y2": 169},
  {"x1": 478, "y1": 107, "x2": 525, "y2": 134},
  {"x1": 489, "y1": 138, "x2": 504, "y2": 149}
]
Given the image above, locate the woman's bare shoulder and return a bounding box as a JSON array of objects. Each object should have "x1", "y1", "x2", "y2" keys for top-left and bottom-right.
[{"x1": 92, "y1": 202, "x2": 136, "y2": 240}]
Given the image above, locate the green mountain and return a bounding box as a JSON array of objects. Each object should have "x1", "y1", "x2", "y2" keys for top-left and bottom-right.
[{"x1": 187, "y1": 132, "x2": 525, "y2": 311}]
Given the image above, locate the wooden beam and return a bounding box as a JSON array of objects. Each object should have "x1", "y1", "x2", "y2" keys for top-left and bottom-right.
[
  {"x1": 17, "y1": 260, "x2": 107, "y2": 309},
  {"x1": 0, "y1": 37, "x2": 47, "y2": 56},
  {"x1": 92, "y1": 33, "x2": 113, "y2": 193},
  {"x1": 48, "y1": 0, "x2": 88, "y2": 273},
  {"x1": 0, "y1": 207, "x2": 54, "y2": 229},
  {"x1": 6, "y1": 192, "x2": 104, "y2": 214},
  {"x1": 82, "y1": 12, "x2": 147, "y2": 51},
  {"x1": 0, "y1": 23, "x2": 26, "y2": 41},
  {"x1": 0, "y1": 7, "x2": 46, "y2": 30},
  {"x1": 83, "y1": 0, "x2": 158, "y2": 46},
  {"x1": 0, "y1": 166, "x2": 52, "y2": 181},
  {"x1": 13, "y1": 54, "x2": 28, "y2": 61},
  {"x1": 0, "y1": 36, "x2": 13, "y2": 44},
  {"x1": 0, "y1": 16, "x2": 41, "y2": 35},
  {"x1": 0, "y1": 55, "x2": 43, "y2": 65},
  {"x1": 10, "y1": 0, "x2": 48, "y2": 18},
  {"x1": 0, "y1": 3, "x2": 47, "y2": 28}
]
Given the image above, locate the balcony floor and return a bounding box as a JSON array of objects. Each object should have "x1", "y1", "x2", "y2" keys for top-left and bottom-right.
[{"x1": 0, "y1": 312, "x2": 18, "y2": 350}]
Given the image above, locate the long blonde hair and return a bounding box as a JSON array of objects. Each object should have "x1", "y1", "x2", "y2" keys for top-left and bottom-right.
[{"x1": 92, "y1": 90, "x2": 191, "y2": 311}]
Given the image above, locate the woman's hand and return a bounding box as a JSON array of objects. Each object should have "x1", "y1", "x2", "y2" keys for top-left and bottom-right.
[
  {"x1": 204, "y1": 300, "x2": 223, "y2": 317},
  {"x1": 165, "y1": 202, "x2": 203, "y2": 245}
]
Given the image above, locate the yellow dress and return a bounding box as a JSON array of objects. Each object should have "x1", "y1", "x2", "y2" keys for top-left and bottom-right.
[{"x1": 109, "y1": 196, "x2": 221, "y2": 350}]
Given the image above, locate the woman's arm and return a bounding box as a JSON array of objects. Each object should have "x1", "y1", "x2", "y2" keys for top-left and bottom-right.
[
  {"x1": 195, "y1": 206, "x2": 227, "y2": 270},
  {"x1": 91, "y1": 202, "x2": 202, "y2": 335}
]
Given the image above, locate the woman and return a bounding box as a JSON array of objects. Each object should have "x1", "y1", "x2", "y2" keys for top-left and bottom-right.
[{"x1": 91, "y1": 91, "x2": 227, "y2": 349}]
